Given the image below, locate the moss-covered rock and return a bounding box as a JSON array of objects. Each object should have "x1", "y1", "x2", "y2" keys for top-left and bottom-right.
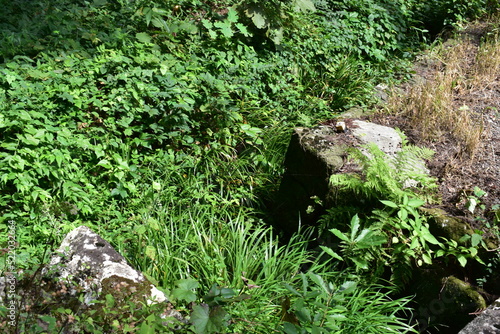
[{"x1": 420, "y1": 207, "x2": 474, "y2": 242}]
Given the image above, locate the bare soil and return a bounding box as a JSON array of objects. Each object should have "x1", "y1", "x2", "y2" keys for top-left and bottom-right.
[{"x1": 370, "y1": 22, "x2": 500, "y2": 230}]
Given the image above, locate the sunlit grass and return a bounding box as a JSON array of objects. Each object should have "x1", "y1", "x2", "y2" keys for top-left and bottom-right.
[{"x1": 385, "y1": 21, "x2": 500, "y2": 159}]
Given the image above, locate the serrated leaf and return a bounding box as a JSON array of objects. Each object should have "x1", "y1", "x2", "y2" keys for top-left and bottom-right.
[
  {"x1": 329, "y1": 228, "x2": 350, "y2": 243},
  {"x1": 214, "y1": 21, "x2": 233, "y2": 38},
  {"x1": 191, "y1": 304, "x2": 209, "y2": 333},
  {"x1": 319, "y1": 246, "x2": 343, "y2": 261},
  {"x1": 308, "y1": 272, "x2": 330, "y2": 294},
  {"x1": 227, "y1": 8, "x2": 238, "y2": 23},
  {"x1": 349, "y1": 214, "x2": 361, "y2": 240},
  {"x1": 172, "y1": 279, "x2": 198, "y2": 303},
  {"x1": 235, "y1": 23, "x2": 252, "y2": 37},
  {"x1": 245, "y1": 7, "x2": 268, "y2": 29},
  {"x1": 176, "y1": 278, "x2": 199, "y2": 291}
]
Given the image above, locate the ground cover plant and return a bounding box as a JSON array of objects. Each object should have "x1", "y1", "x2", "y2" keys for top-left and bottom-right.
[{"x1": 1, "y1": 0, "x2": 498, "y2": 332}]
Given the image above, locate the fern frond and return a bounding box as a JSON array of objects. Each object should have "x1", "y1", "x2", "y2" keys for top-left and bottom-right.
[{"x1": 328, "y1": 136, "x2": 438, "y2": 203}]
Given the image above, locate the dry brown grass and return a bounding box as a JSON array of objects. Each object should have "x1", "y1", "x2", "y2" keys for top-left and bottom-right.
[{"x1": 385, "y1": 21, "x2": 500, "y2": 160}]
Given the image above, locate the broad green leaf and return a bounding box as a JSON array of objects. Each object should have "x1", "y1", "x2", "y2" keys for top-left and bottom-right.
[
  {"x1": 471, "y1": 233, "x2": 482, "y2": 247},
  {"x1": 172, "y1": 278, "x2": 198, "y2": 303},
  {"x1": 469, "y1": 247, "x2": 478, "y2": 257},
  {"x1": 351, "y1": 257, "x2": 368, "y2": 270},
  {"x1": 283, "y1": 283, "x2": 302, "y2": 297},
  {"x1": 319, "y1": 246, "x2": 343, "y2": 261},
  {"x1": 466, "y1": 198, "x2": 477, "y2": 213},
  {"x1": 139, "y1": 320, "x2": 156, "y2": 334},
  {"x1": 422, "y1": 253, "x2": 433, "y2": 265},
  {"x1": 190, "y1": 304, "x2": 209, "y2": 334},
  {"x1": 135, "y1": 225, "x2": 146, "y2": 235},
  {"x1": 457, "y1": 255, "x2": 467, "y2": 267},
  {"x1": 145, "y1": 245, "x2": 156, "y2": 261},
  {"x1": 235, "y1": 23, "x2": 252, "y2": 37},
  {"x1": 245, "y1": 7, "x2": 268, "y2": 29},
  {"x1": 176, "y1": 278, "x2": 199, "y2": 291},
  {"x1": 136, "y1": 32, "x2": 152, "y2": 44},
  {"x1": 473, "y1": 186, "x2": 486, "y2": 198},
  {"x1": 421, "y1": 229, "x2": 441, "y2": 245},
  {"x1": 408, "y1": 198, "x2": 425, "y2": 207},
  {"x1": 214, "y1": 21, "x2": 233, "y2": 38},
  {"x1": 307, "y1": 272, "x2": 330, "y2": 294},
  {"x1": 339, "y1": 281, "x2": 357, "y2": 294},
  {"x1": 354, "y1": 228, "x2": 371, "y2": 243},
  {"x1": 397, "y1": 208, "x2": 408, "y2": 221},
  {"x1": 147, "y1": 217, "x2": 160, "y2": 230},
  {"x1": 358, "y1": 233, "x2": 386, "y2": 248},
  {"x1": 283, "y1": 322, "x2": 299, "y2": 334},
  {"x1": 380, "y1": 200, "x2": 398, "y2": 208},
  {"x1": 97, "y1": 159, "x2": 112, "y2": 169},
  {"x1": 410, "y1": 238, "x2": 420, "y2": 250},
  {"x1": 295, "y1": 307, "x2": 311, "y2": 323},
  {"x1": 293, "y1": 0, "x2": 316, "y2": 12}
]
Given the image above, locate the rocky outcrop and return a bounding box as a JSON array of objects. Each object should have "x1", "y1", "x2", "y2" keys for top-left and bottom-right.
[
  {"x1": 412, "y1": 274, "x2": 488, "y2": 333},
  {"x1": 459, "y1": 298, "x2": 500, "y2": 333},
  {"x1": 272, "y1": 118, "x2": 421, "y2": 234},
  {"x1": 420, "y1": 207, "x2": 474, "y2": 242},
  {"x1": 47, "y1": 225, "x2": 167, "y2": 306},
  {"x1": 27, "y1": 226, "x2": 183, "y2": 332}
]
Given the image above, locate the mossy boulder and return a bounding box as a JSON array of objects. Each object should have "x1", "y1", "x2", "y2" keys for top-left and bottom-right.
[
  {"x1": 420, "y1": 207, "x2": 473, "y2": 242},
  {"x1": 411, "y1": 269, "x2": 486, "y2": 332},
  {"x1": 26, "y1": 226, "x2": 184, "y2": 332}
]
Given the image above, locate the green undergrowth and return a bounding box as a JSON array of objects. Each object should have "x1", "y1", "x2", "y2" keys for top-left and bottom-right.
[{"x1": 1, "y1": 0, "x2": 497, "y2": 332}]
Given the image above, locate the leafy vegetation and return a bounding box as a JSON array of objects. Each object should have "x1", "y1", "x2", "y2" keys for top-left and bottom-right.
[{"x1": 1, "y1": 0, "x2": 498, "y2": 332}]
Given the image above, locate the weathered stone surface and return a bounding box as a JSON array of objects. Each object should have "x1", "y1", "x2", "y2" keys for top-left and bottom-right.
[
  {"x1": 411, "y1": 273, "x2": 487, "y2": 333},
  {"x1": 48, "y1": 225, "x2": 167, "y2": 306},
  {"x1": 272, "y1": 119, "x2": 426, "y2": 234},
  {"x1": 459, "y1": 298, "x2": 500, "y2": 333},
  {"x1": 350, "y1": 119, "x2": 401, "y2": 155},
  {"x1": 420, "y1": 207, "x2": 474, "y2": 242}
]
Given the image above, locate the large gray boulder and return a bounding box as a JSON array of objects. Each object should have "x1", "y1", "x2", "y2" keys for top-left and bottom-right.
[
  {"x1": 30, "y1": 225, "x2": 183, "y2": 332},
  {"x1": 47, "y1": 225, "x2": 167, "y2": 306},
  {"x1": 272, "y1": 119, "x2": 412, "y2": 234},
  {"x1": 459, "y1": 298, "x2": 500, "y2": 333}
]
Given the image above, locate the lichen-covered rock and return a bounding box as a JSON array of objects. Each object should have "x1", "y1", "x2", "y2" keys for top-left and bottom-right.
[
  {"x1": 459, "y1": 298, "x2": 500, "y2": 333},
  {"x1": 48, "y1": 225, "x2": 166, "y2": 306},
  {"x1": 29, "y1": 225, "x2": 185, "y2": 333},
  {"x1": 272, "y1": 120, "x2": 426, "y2": 235}
]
